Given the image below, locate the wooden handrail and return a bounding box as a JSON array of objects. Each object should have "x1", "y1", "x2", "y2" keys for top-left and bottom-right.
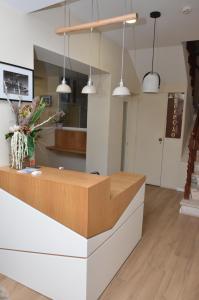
[{"x1": 184, "y1": 110, "x2": 199, "y2": 199}]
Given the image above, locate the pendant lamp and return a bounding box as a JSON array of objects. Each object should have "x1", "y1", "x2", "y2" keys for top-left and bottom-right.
[
  {"x1": 113, "y1": 22, "x2": 130, "y2": 96},
  {"x1": 82, "y1": 27, "x2": 96, "y2": 94},
  {"x1": 56, "y1": 0, "x2": 71, "y2": 94},
  {"x1": 142, "y1": 11, "x2": 161, "y2": 93}
]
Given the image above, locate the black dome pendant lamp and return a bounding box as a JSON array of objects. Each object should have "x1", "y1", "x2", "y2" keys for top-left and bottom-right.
[{"x1": 143, "y1": 11, "x2": 161, "y2": 93}]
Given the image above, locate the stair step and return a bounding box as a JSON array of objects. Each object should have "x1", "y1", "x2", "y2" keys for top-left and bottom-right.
[
  {"x1": 191, "y1": 186, "x2": 199, "y2": 200},
  {"x1": 191, "y1": 173, "x2": 199, "y2": 185},
  {"x1": 181, "y1": 199, "x2": 199, "y2": 209},
  {"x1": 194, "y1": 162, "x2": 199, "y2": 173}
]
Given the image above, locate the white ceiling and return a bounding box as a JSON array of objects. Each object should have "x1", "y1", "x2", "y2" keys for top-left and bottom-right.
[
  {"x1": 3, "y1": 0, "x2": 199, "y2": 49},
  {"x1": 2, "y1": 0, "x2": 62, "y2": 13}
]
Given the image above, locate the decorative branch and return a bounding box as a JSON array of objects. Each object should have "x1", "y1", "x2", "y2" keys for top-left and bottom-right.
[
  {"x1": 31, "y1": 111, "x2": 65, "y2": 130},
  {"x1": 17, "y1": 81, "x2": 22, "y2": 108},
  {"x1": 3, "y1": 81, "x2": 15, "y2": 113}
]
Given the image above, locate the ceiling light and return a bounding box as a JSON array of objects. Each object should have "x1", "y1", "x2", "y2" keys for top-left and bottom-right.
[
  {"x1": 82, "y1": 78, "x2": 96, "y2": 94},
  {"x1": 126, "y1": 19, "x2": 137, "y2": 24},
  {"x1": 56, "y1": 78, "x2": 71, "y2": 93},
  {"x1": 81, "y1": 27, "x2": 96, "y2": 95},
  {"x1": 182, "y1": 6, "x2": 192, "y2": 15},
  {"x1": 113, "y1": 22, "x2": 130, "y2": 97},
  {"x1": 143, "y1": 72, "x2": 160, "y2": 93},
  {"x1": 56, "y1": 13, "x2": 138, "y2": 35},
  {"x1": 82, "y1": 0, "x2": 96, "y2": 95},
  {"x1": 112, "y1": 80, "x2": 130, "y2": 96},
  {"x1": 56, "y1": 1, "x2": 71, "y2": 94},
  {"x1": 142, "y1": 11, "x2": 161, "y2": 93}
]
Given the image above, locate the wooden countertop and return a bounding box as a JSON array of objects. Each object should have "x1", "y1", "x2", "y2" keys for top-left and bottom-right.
[
  {"x1": 0, "y1": 167, "x2": 145, "y2": 238},
  {"x1": 0, "y1": 166, "x2": 108, "y2": 188},
  {"x1": 110, "y1": 172, "x2": 145, "y2": 199}
]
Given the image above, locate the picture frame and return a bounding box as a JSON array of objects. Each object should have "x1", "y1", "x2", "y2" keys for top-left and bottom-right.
[
  {"x1": 41, "y1": 95, "x2": 52, "y2": 107},
  {"x1": 0, "y1": 61, "x2": 34, "y2": 102}
]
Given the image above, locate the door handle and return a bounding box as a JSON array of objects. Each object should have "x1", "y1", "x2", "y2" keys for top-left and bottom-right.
[{"x1": 158, "y1": 138, "x2": 163, "y2": 144}]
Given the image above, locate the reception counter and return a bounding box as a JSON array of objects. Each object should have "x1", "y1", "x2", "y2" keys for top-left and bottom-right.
[{"x1": 0, "y1": 166, "x2": 145, "y2": 300}]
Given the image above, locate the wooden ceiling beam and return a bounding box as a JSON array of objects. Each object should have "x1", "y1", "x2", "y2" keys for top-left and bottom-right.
[{"x1": 56, "y1": 13, "x2": 138, "y2": 35}]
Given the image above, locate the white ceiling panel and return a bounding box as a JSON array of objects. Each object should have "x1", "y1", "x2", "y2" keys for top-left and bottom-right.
[
  {"x1": 3, "y1": 0, "x2": 63, "y2": 13},
  {"x1": 1, "y1": 0, "x2": 199, "y2": 49}
]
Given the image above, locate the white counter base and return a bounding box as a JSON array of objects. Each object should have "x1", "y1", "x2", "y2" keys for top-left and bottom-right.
[{"x1": 0, "y1": 185, "x2": 145, "y2": 300}]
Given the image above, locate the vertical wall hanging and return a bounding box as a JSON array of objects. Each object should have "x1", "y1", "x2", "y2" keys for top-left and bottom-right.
[{"x1": 165, "y1": 93, "x2": 184, "y2": 139}]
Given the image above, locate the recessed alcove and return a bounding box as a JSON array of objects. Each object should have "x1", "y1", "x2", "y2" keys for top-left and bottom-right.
[{"x1": 34, "y1": 46, "x2": 109, "y2": 172}]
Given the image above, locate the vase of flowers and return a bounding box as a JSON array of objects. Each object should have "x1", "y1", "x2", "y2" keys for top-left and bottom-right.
[{"x1": 5, "y1": 96, "x2": 64, "y2": 170}]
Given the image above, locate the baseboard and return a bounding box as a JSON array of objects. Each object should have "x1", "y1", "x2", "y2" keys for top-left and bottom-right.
[{"x1": 176, "y1": 187, "x2": 184, "y2": 192}]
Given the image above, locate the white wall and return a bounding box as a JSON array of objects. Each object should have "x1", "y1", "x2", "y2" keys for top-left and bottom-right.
[
  {"x1": 0, "y1": 2, "x2": 192, "y2": 188},
  {"x1": 86, "y1": 74, "x2": 111, "y2": 174},
  {"x1": 0, "y1": 103, "x2": 15, "y2": 167},
  {"x1": 0, "y1": 2, "x2": 139, "y2": 174},
  {"x1": 127, "y1": 45, "x2": 190, "y2": 189}
]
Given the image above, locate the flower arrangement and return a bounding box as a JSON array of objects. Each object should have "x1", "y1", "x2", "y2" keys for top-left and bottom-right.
[{"x1": 5, "y1": 93, "x2": 64, "y2": 170}]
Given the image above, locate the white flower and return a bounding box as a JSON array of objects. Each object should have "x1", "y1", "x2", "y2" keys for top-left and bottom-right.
[
  {"x1": 9, "y1": 125, "x2": 20, "y2": 133},
  {"x1": 11, "y1": 131, "x2": 28, "y2": 170}
]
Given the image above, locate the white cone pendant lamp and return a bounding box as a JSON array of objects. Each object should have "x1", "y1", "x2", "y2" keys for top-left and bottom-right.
[
  {"x1": 56, "y1": 1, "x2": 71, "y2": 94},
  {"x1": 113, "y1": 79, "x2": 130, "y2": 96},
  {"x1": 113, "y1": 22, "x2": 130, "y2": 97},
  {"x1": 143, "y1": 11, "x2": 161, "y2": 93},
  {"x1": 82, "y1": 76, "x2": 96, "y2": 94},
  {"x1": 82, "y1": 27, "x2": 96, "y2": 94},
  {"x1": 56, "y1": 75, "x2": 71, "y2": 93}
]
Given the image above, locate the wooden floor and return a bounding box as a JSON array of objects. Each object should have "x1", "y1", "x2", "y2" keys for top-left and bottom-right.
[{"x1": 1, "y1": 186, "x2": 199, "y2": 300}]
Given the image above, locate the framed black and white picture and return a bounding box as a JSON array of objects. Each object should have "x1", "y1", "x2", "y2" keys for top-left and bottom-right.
[
  {"x1": 41, "y1": 95, "x2": 52, "y2": 107},
  {"x1": 0, "y1": 62, "x2": 33, "y2": 102}
]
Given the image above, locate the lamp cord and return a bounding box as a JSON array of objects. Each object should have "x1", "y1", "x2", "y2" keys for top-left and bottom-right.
[
  {"x1": 121, "y1": 21, "x2": 126, "y2": 83},
  {"x1": 68, "y1": 5, "x2": 72, "y2": 71},
  {"x1": 89, "y1": 0, "x2": 94, "y2": 80},
  {"x1": 89, "y1": 27, "x2": 93, "y2": 79},
  {"x1": 63, "y1": 0, "x2": 67, "y2": 80},
  {"x1": 63, "y1": 33, "x2": 66, "y2": 79},
  {"x1": 152, "y1": 17, "x2": 157, "y2": 73}
]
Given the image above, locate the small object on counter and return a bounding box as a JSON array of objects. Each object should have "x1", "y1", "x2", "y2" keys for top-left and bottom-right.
[
  {"x1": 59, "y1": 167, "x2": 64, "y2": 170},
  {"x1": 18, "y1": 167, "x2": 40, "y2": 174},
  {"x1": 90, "y1": 171, "x2": 100, "y2": 175},
  {"x1": 32, "y1": 170, "x2": 42, "y2": 176}
]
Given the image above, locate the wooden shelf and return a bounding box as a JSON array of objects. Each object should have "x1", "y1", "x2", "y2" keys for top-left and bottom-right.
[
  {"x1": 46, "y1": 146, "x2": 86, "y2": 156},
  {"x1": 46, "y1": 129, "x2": 87, "y2": 156}
]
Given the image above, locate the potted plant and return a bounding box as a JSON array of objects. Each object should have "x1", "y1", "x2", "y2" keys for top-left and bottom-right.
[{"x1": 5, "y1": 96, "x2": 65, "y2": 170}]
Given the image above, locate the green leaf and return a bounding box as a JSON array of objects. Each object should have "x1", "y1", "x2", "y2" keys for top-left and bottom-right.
[
  {"x1": 27, "y1": 135, "x2": 35, "y2": 158},
  {"x1": 29, "y1": 98, "x2": 46, "y2": 126},
  {"x1": 5, "y1": 132, "x2": 13, "y2": 140}
]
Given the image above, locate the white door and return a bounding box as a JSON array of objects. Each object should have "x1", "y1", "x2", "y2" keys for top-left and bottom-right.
[{"x1": 134, "y1": 94, "x2": 167, "y2": 186}]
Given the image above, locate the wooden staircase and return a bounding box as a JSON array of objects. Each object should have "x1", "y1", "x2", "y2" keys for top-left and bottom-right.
[
  {"x1": 180, "y1": 110, "x2": 199, "y2": 216},
  {"x1": 187, "y1": 41, "x2": 199, "y2": 111},
  {"x1": 184, "y1": 110, "x2": 199, "y2": 200},
  {"x1": 180, "y1": 41, "x2": 199, "y2": 215}
]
